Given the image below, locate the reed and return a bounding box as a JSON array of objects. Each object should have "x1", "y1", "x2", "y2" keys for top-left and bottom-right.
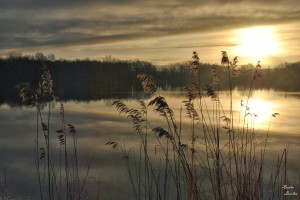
[
  {"x1": 17, "y1": 66, "x2": 89, "y2": 200},
  {"x1": 12, "y1": 53, "x2": 297, "y2": 199},
  {"x1": 110, "y1": 51, "x2": 296, "y2": 200}
]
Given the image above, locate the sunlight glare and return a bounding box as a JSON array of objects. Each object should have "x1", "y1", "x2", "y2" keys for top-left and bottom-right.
[
  {"x1": 246, "y1": 98, "x2": 273, "y2": 125},
  {"x1": 236, "y1": 26, "x2": 281, "y2": 60}
]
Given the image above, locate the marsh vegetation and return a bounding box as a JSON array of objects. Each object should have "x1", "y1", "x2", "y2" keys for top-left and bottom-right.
[
  {"x1": 0, "y1": 52, "x2": 299, "y2": 199},
  {"x1": 108, "y1": 51, "x2": 300, "y2": 200}
]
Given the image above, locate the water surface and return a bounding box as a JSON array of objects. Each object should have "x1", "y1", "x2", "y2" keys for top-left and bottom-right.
[{"x1": 0, "y1": 89, "x2": 299, "y2": 199}]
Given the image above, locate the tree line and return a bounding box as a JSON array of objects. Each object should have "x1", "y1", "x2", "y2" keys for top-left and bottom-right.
[{"x1": 0, "y1": 53, "x2": 299, "y2": 105}]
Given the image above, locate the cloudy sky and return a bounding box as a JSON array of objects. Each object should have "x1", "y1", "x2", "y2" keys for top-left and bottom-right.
[{"x1": 1, "y1": 0, "x2": 300, "y2": 65}]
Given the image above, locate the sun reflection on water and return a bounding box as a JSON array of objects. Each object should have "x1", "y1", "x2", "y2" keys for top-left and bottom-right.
[{"x1": 244, "y1": 98, "x2": 275, "y2": 128}]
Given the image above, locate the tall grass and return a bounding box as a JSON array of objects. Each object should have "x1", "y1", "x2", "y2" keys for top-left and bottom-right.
[
  {"x1": 109, "y1": 51, "x2": 296, "y2": 200},
  {"x1": 11, "y1": 53, "x2": 297, "y2": 199},
  {"x1": 17, "y1": 67, "x2": 89, "y2": 200}
]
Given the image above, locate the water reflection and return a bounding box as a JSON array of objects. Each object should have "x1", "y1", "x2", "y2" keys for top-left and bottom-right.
[
  {"x1": 157, "y1": 89, "x2": 299, "y2": 134},
  {"x1": 246, "y1": 98, "x2": 274, "y2": 122},
  {"x1": 0, "y1": 89, "x2": 299, "y2": 199}
]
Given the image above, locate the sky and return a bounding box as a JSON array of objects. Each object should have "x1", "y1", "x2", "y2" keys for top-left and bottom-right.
[{"x1": 1, "y1": 0, "x2": 300, "y2": 66}]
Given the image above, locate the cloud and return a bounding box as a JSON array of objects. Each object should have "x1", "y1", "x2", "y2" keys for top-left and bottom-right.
[{"x1": 0, "y1": 0, "x2": 300, "y2": 62}]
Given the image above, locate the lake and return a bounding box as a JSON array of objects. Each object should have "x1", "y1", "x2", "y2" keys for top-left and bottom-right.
[{"x1": 0, "y1": 89, "x2": 299, "y2": 199}]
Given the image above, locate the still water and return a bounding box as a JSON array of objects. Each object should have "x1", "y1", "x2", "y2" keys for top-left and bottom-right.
[{"x1": 0, "y1": 89, "x2": 299, "y2": 199}]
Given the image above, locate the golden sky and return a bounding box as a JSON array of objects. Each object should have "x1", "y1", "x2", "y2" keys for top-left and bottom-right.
[{"x1": 1, "y1": 0, "x2": 300, "y2": 66}]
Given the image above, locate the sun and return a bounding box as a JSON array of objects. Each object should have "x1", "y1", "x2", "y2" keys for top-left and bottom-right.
[{"x1": 235, "y1": 26, "x2": 282, "y2": 60}]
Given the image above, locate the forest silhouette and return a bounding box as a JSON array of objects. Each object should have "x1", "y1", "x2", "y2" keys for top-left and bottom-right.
[{"x1": 1, "y1": 53, "x2": 299, "y2": 105}]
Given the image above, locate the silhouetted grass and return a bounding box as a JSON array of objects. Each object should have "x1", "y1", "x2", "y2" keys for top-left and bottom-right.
[
  {"x1": 9, "y1": 52, "x2": 299, "y2": 199},
  {"x1": 109, "y1": 52, "x2": 298, "y2": 200},
  {"x1": 16, "y1": 67, "x2": 90, "y2": 200}
]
